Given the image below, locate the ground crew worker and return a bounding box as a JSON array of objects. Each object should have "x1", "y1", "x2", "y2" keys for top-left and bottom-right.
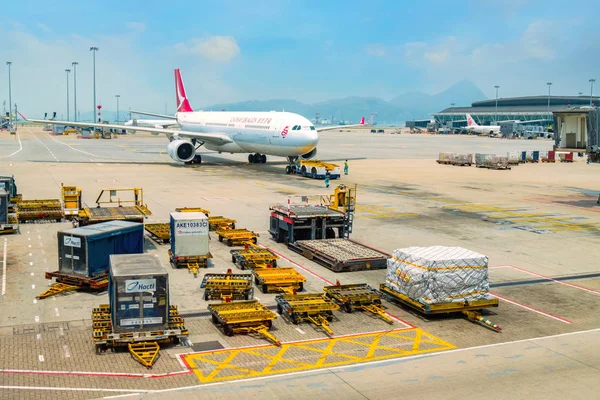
[
  {"x1": 344, "y1": 159, "x2": 349, "y2": 175},
  {"x1": 325, "y1": 171, "x2": 331, "y2": 188}
]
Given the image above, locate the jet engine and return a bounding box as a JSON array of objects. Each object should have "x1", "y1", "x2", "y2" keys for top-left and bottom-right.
[
  {"x1": 167, "y1": 139, "x2": 195, "y2": 162},
  {"x1": 300, "y1": 148, "x2": 317, "y2": 160}
]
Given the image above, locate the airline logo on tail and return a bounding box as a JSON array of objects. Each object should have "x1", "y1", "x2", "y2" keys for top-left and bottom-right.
[
  {"x1": 174, "y1": 69, "x2": 193, "y2": 113},
  {"x1": 359, "y1": 117, "x2": 365, "y2": 125},
  {"x1": 466, "y1": 114, "x2": 477, "y2": 127}
]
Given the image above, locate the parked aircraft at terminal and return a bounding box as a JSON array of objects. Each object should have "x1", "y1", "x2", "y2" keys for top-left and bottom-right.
[{"x1": 30, "y1": 69, "x2": 364, "y2": 165}]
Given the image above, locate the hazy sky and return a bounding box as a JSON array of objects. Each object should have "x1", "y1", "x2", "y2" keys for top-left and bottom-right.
[{"x1": 1, "y1": 0, "x2": 598, "y2": 118}]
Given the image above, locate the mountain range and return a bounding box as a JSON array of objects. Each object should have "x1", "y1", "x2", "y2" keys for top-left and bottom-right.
[{"x1": 66, "y1": 79, "x2": 487, "y2": 125}]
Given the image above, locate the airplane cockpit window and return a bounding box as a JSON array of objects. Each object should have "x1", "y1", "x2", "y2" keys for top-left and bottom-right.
[
  {"x1": 292, "y1": 125, "x2": 300, "y2": 130},
  {"x1": 310, "y1": 126, "x2": 316, "y2": 130}
]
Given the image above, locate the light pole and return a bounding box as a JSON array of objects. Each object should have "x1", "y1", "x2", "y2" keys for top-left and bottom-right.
[
  {"x1": 590, "y1": 79, "x2": 596, "y2": 106},
  {"x1": 6, "y1": 61, "x2": 12, "y2": 124},
  {"x1": 494, "y1": 85, "x2": 499, "y2": 123},
  {"x1": 115, "y1": 94, "x2": 120, "y2": 123},
  {"x1": 546, "y1": 82, "x2": 552, "y2": 121},
  {"x1": 72, "y1": 61, "x2": 78, "y2": 121},
  {"x1": 65, "y1": 69, "x2": 71, "y2": 121},
  {"x1": 90, "y1": 47, "x2": 99, "y2": 122},
  {"x1": 450, "y1": 102, "x2": 455, "y2": 128}
]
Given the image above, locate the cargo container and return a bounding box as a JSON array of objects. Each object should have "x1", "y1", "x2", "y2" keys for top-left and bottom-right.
[
  {"x1": 58, "y1": 220, "x2": 144, "y2": 278},
  {"x1": 0, "y1": 189, "x2": 8, "y2": 224},
  {"x1": 0, "y1": 176, "x2": 17, "y2": 198},
  {"x1": 169, "y1": 212, "x2": 209, "y2": 257},
  {"x1": 108, "y1": 254, "x2": 169, "y2": 333}
]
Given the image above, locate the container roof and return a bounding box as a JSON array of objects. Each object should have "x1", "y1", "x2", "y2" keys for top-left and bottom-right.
[
  {"x1": 110, "y1": 254, "x2": 167, "y2": 277},
  {"x1": 62, "y1": 220, "x2": 142, "y2": 237},
  {"x1": 170, "y1": 212, "x2": 208, "y2": 220}
]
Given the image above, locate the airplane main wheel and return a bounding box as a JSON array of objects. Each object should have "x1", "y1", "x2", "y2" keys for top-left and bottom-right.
[
  {"x1": 193, "y1": 155, "x2": 202, "y2": 164},
  {"x1": 285, "y1": 166, "x2": 292, "y2": 174},
  {"x1": 260, "y1": 155, "x2": 266, "y2": 163},
  {"x1": 248, "y1": 154, "x2": 254, "y2": 163}
]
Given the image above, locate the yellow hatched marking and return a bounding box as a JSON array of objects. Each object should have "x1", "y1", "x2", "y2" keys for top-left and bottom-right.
[{"x1": 184, "y1": 328, "x2": 455, "y2": 383}]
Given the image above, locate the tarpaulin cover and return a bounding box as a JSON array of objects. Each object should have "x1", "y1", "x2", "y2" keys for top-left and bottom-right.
[{"x1": 386, "y1": 246, "x2": 490, "y2": 304}]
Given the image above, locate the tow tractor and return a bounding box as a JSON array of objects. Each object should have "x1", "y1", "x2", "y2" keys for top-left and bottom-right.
[{"x1": 285, "y1": 160, "x2": 341, "y2": 180}]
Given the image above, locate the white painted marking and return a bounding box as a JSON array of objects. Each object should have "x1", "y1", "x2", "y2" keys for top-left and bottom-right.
[
  {"x1": 31, "y1": 284, "x2": 35, "y2": 290},
  {"x1": 1, "y1": 239, "x2": 6, "y2": 298},
  {"x1": 59, "y1": 326, "x2": 64, "y2": 336},
  {"x1": 28, "y1": 237, "x2": 31, "y2": 241},
  {"x1": 33, "y1": 299, "x2": 37, "y2": 304},
  {"x1": 30, "y1": 272, "x2": 34, "y2": 276},
  {"x1": 46, "y1": 133, "x2": 119, "y2": 159},
  {"x1": 36, "y1": 334, "x2": 41, "y2": 340},
  {"x1": 44, "y1": 258, "x2": 47, "y2": 263},
  {"x1": 27, "y1": 231, "x2": 30, "y2": 235},
  {"x1": 28, "y1": 253, "x2": 32, "y2": 256},
  {"x1": 295, "y1": 328, "x2": 306, "y2": 334},
  {"x1": 28, "y1": 245, "x2": 31, "y2": 248},
  {"x1": 0, "y1": 131, "x2": 23, "y2": 159},
  {"x1": 38, "y1": 355, "x2": 44, "y2": 362},
  {"x1": 29, "y1": 262, "x2": 33, "y2": 266},
  {"x1": 503, "y1": 264, "x2": 600, "y2": 296},
  {"x1": 34, "y1": 316, "x2": 39, "y2": 323},
  {"x1": 38, "y1": 235, "x2": 41, "y2": 240},
  {"x1": 41, "y1": 250, "x2": 45, "y2": 254},
  {"x1": 54, "y1": 308, "x2": 60, "y2": 317},
  {"x1": 0, "y1": 386, "x2": 143, "y2": 394},
  {"x1": 63, "y1": 345, "x2": 70, "y2": 358},
  {"x1": 32, "y1": 132, "x2": 59, "y2": 162},
  {"x1": 254, "y1": 297, "x2": 260, "y2": 301}
]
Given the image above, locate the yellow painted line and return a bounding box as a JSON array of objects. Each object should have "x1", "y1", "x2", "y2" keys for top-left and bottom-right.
[{"x1": 184, "y1": 328, "x2": 454, "y2": 383}]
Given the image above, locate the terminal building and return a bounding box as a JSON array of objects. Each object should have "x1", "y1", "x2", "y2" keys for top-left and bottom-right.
[{"x1": 433, "y1": 96, "x2": 600, "y2": 129}]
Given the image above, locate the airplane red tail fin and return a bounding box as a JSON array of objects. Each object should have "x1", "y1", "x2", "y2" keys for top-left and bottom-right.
[
  {"x1": 359, "y1": 117, "x2": 365, "y2": 125},
  {"x1": 174, "y1": 68, "x2": 193, "y2": 113}
]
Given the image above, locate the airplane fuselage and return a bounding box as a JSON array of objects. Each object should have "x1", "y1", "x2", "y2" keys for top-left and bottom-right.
[{"x1": 176, "y1": 111, "x2": 319, "y2": 157}]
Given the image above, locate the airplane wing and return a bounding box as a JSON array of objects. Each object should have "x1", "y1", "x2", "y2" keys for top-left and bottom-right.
[
  {"x1": 130, "y1": 110, "x2": 177, "y2": 119},
  {"x1": 316, "y1": 117, "x2": 365, "y2": 132},
  {"x1": 27, "y1": 119, "x2": 233, "y2": 145}
]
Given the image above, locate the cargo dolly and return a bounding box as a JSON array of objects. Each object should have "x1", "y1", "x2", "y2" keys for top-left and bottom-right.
[
  {"x1": 230, "y1": 244, "x2": 278, "y2": 269},
  {"x1": 200, "y1": 269, "x2": 254, "y2": 301},
  {"x1": 145, "y1": 223, "x2": 170, "y2": 243},
  {"x1": 253, "y1": 267, "x2": 306, "y2": 294},
  {"x1": 275, "y1": 293, "x2": 339, "y2": 335},
  {"x1": 288, "y1": 238, "x2": 388, "y2": 272},
  {"x1": 37, "y1": 271, "x2": 108, "y2": 299},
  {"x1": 216, "y1": 228, "x2": 259, "y2": 246},
  {"x1": 379, "y1": 284, "x2": 501, "y2": 332},
  {"x1": 17, "y1": 199, "x2": 64, "y2": 222},
  {"x1": 92, "y1": 304, "x2": 188, "y2": 368},
  {"x1": 168, "y1": 249, "x2": 213, "y2": 277},
  {"x1": 323, "y1": 283, "x2": 393, "y2": 324},
  {"x1": 208, "y1": 216, "x2": 236, "y2": 231},
  {"x1": 175, "y1": 207, "x2": 210, "y2": 216},
  {"x1": 208, "y1": 300, "x2": 280, "y2": 345}
]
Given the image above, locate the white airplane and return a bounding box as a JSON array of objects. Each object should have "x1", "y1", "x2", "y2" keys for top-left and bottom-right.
[
  {"x1": 465, "y1": 113, "x2": 501, "y2": 135},
  {"x1": 123, "y1": 118, "x2": 179, "y2": 131},
  {"x1": 30, "y1": 69, "x2": 365, "y2": 165}
]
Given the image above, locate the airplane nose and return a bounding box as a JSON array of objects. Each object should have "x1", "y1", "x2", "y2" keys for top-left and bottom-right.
[{"x1": 306, "y1": 130, "x2": 319, "y2": 147}]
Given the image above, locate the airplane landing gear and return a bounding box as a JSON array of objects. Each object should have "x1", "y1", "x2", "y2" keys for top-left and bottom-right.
[
  {"x1": 248, "y1": 153, "x2": 267, "y2": 164},
  {"x1": 185, "y1": 154, "x2": 202, "y2": 165}
]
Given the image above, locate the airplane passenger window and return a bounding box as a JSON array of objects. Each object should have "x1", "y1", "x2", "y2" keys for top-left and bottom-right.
[{"x1": 310, "y1": 126, "x2": 316, "y2": 130}]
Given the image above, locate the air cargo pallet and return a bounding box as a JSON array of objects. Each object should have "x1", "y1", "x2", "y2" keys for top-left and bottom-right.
[
  {"x1": 216, "y1": 228, "x2": 259, "y2": 246},
  {"x1": 168, "y1": 249, "x2": 212, "y2": 277},
  {"x1": 175, "y1": 207, "x2": 210, "y2": 216},
  {"x1": 78, "y1": 205, "x2": 151, "y2": 226},
  {"x1": 92, "y1": 304, "x2": 188, "y2": 368},
  {"x1": 200, "y1": 269, "x2": 254, "y2": 301},
  {"x1": 253, "y1": 267, "x2": 306, "y2": 294},
  {"x1": 379, "y1": 284, "x2": 501, "y2": 332},
  {"x1": 275, "y1": 293, "x2": 339, "y2": 335},
  {"x1": 208, "y1": 216, "x2": 236, "y2": 231},
  {"x1": 37, "y1": 271, "x2": 108, "y2": 299},
  {"x1": 145, "y1": 223, "x2": 170, "y2": 243},
  {"x1": 230, "y1": 245, "x2": 278, "y2": 270},
  {"x1": 208, "y1": 300, "x2": 279, "y2": 345},
  {"x1": 323, "y1": 283, "x2": 393, "y2": 324},
  {"x1": 288, "y1": 238, "x2": 388, "y2": 272}
]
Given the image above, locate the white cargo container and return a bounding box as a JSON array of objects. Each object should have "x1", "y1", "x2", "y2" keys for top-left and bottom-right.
[{"x1": 169, "y1": 212, "x2": 209, "y2": 257}]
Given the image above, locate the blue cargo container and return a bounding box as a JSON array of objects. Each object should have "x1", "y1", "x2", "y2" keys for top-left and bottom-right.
[
  {"x1": 109, "y1": 254, "x2": 169, "y2": 332},
  {"x1": 532, "y1": 151, "x2": 540, "y2": 162},
  {"x1": 58, "y1": 220, "x2": 144, "y2": 278}
]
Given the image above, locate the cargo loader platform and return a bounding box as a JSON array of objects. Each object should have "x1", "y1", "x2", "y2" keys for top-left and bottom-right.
[
  {"x1": 253, "y1": 267, "x2": 306, "y2": 294},
  {"x1": 379, "y1": 284, "x2": 501, "y2": 332},
  {"x1": 168, "y1": 249, "x2": 212, "y2": 277},
  {"x1": 323, "y1": 283, "x2": 393, "y2": 324},
  {"x1": 208, "y1": 300, "x2": 280, "y2": 345},
  {"x1": 37, "y1": 271, "x2": 109, "y2": 299},
  {"x1": 78, "y1": 206, "x2": 151, "y2": 226},
  {"x1": 288, "y1": 238, "x2": 388, "y2": 272},
  {"x1": 230, "y1": 245, "x2": 278, "y2": 269},
  {"x1": 92, "y1": 304, "x2": 189, "y2": 368},
  {"x1": 275, "y1": 293, "x2": 339, "y2": 335},
  {"x1": 209, "y1": 216, "x2": 236, "y2": 231},
  {"x1": 145, "y1": 223, "x2": 170, "y2": 243},
  {"x1": 200, "y1": 269, "x2": 254, "y2": 301},
  {"x1": 216, "y1": 228, "x2": 259, "y2": 246}
]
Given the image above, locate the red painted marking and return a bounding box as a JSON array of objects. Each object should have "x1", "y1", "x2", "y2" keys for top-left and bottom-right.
[
  {"x1": 490, "y1": 292, "x2": 572, "y2": 324},
  {"x1": 504, "y1": 264, "x2": 600, "y2": 295},
  {"x1": 522, "y1": 197, "x2": 600, "y2": 213}
]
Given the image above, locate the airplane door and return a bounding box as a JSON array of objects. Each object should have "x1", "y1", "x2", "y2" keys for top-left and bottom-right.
[{"x1": 273, "y1": 120, "x2": 282, "y2": 137}]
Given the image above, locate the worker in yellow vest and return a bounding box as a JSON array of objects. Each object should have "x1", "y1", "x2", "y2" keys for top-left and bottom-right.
[{"x1": 344, "y1": 160, "x2": 349, "y2": 175}]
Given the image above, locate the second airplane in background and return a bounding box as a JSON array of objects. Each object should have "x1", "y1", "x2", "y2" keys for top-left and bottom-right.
[{"x1": 32, "y1": 69, "x2": 364, "y2": 165}]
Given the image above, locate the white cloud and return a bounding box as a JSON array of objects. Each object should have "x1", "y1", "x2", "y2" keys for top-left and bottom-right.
[
  {"x1": 521, "y1": 20, "x2": 555, "y2": 61},
  {"x1": 36, "y1": 23, "x2": 52, "y2": 33},
  {"x1": 126, "y1": 22, "x2": 146, "y2": 33},
  {"x1": 175, "y1": 36, "x2": 240, "y2": 63},
  {"x1": 364, "y1": 43, "x2": 386, "y2": 57}
]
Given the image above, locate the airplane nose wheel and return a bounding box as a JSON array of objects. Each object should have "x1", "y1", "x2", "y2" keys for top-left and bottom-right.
[{"x1": 248, "y1": 153, "x2": 267, "y2": 164}]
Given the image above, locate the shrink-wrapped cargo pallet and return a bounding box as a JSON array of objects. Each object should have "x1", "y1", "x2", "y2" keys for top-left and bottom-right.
[
  {"x1": 475, "y1": 153, "x2": 494, "y2": 167},
  {"x1": 386, "y1": 246, "x2": 490, "y2": 304},
  {"x1": 437, "y1": 152, "x2": 454, "y2": 164},
  {"x1": 451, "y1": 153, "x2": 473, "y2": 165},
  {"x1": 507, "y1": 152, "x2": 520, "y2": 165}
]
